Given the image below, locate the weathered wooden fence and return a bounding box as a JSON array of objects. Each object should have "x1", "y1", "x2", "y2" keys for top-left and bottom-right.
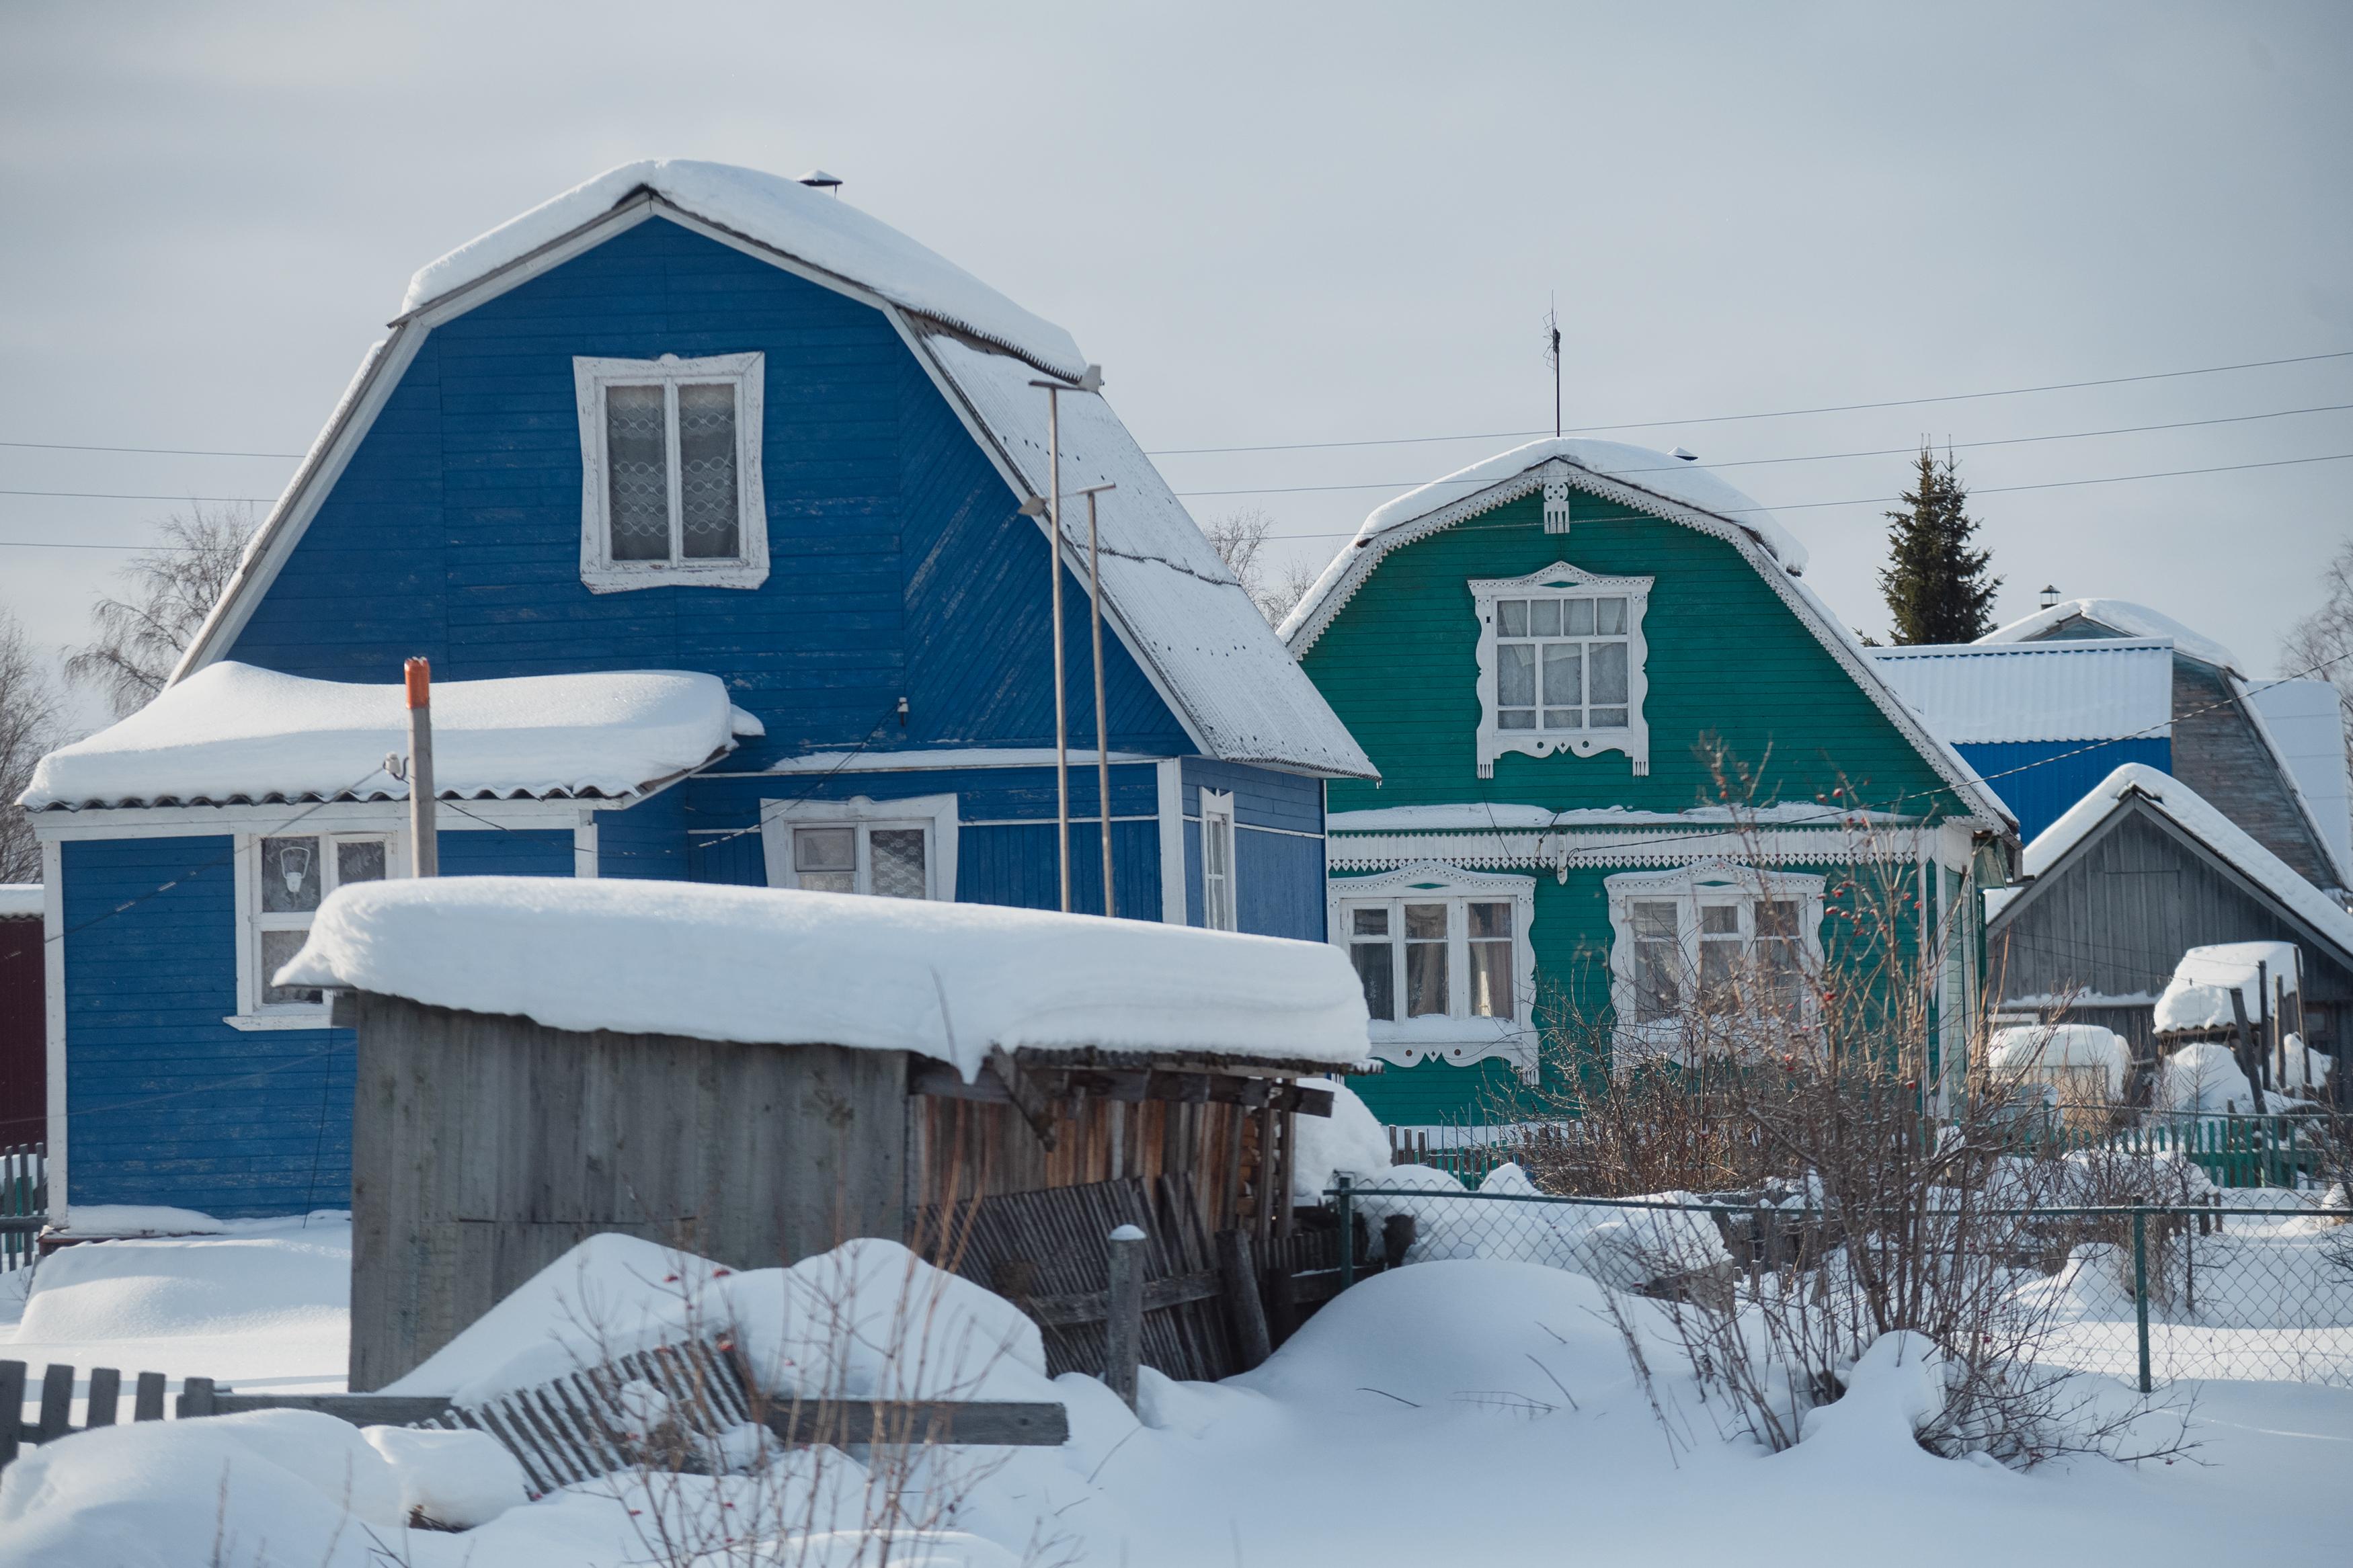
[
  {"x1": 1, "y1": 1142, "x2": 42, "y2": 1272},
  {"x1": 4, "y1": 1344, "x2": 1068, "y2": 1492}
]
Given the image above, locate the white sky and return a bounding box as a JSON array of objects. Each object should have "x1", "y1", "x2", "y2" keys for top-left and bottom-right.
[{"x1": 3, "y1": 1, "x2": 2350, "y2": 737}]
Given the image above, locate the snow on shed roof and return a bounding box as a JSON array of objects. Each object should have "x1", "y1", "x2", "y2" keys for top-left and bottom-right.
[
  {"x1": 403, "y1": 160, "x2": 1086, "y2": 380},
  {"x1": 1866, "y1": 638, "x2": 2174, "y2": 743},
  {"x1": 1979, "y1": 597, "x2": 2241, "y2": 675},
  {"x1": 276, "y1": 877, "x2": 1373, "y2": 1080},
  {"x1": 0, "y1": 884, "x2": 42, "y2": 919},
  {"x1": 2153, "y1": 941, "x2": 2301, "y2": 1034},
  {"x1": 922, "y1": 334, "x2": 1375, "y2": 778},
  {"x1": 2018, "y1": 764, "x2": 2353, "y2": 962},
  {"x1": 22, "y1": 663, "x2": 752, "y2": 811}
]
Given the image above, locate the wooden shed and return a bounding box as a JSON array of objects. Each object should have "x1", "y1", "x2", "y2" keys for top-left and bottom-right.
[
  {"x1": 1988, "y1": 766, "x2": 2353, "y2": 1069},
  {"x1": 0, "y1": 886, "x2": 42, "y2": 1155},
  {"x1": 278, "y1": 877, "x2": 1370, "y2": 1391}
]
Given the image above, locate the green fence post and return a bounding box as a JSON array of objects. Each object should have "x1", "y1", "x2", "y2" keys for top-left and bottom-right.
[
  {"x1": 1336, "y1": 1174, "x2": 1356, "y2": 1294},
  {"x1": 2132, "y1": 1210, "x2": 2152, "y2": 1395}
]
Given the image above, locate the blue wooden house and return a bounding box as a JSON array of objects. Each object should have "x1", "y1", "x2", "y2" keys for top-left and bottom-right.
[{"x1": 21, "y1": 161, "x2": 1372, "y2": 1223}]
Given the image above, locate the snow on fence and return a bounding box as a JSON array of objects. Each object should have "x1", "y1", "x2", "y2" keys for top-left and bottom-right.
[
  {"x1": 1326, "y1": 1180, "x2": 2353, "y2": 1392},
  {"x1": 3, "y1": 1339, "x2": 1070, "y2": 1489},
  {"x1": 0, "y1": 1142, "x2": 43, "y2": 1272}
]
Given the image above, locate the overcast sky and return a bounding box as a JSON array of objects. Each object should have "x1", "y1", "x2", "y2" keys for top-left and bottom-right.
[{"x1": 4, "y1": 2, "x2": 2349, "y2": 734}]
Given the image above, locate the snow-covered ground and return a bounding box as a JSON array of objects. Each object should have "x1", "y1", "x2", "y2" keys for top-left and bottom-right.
[{"x1": 5, "y1": 1217, "x2": 2352, "y2": 1565}]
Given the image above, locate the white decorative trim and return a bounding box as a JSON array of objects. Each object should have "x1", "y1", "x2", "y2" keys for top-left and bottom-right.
[
  {"x1": 1199, "y1": 790, "x2": 1237, "y2": 930},
  {"x1": 760, "y1": 793, "x2": 959, "y2": 901},
  {"x1": 1281, "y1": 456, "x2": 2011, "y2": 828},
  {"x1": 1156, "y1": 759, "x2": 1186, "y2": 925},
  {"x1": 1469, "y1": 561, "x2": 1652, "y2": 779},
  {"x1": 573, "y1": 352, "x2": 768, "y2": 593},
  {"x1": 1328, "y1": 860, "x2": 1540, "y2": 1080},
  {"x1": 573, "y1": 811, "x2": 600, "y2": 878},
  {"x1": 1542, "y1": 476, "x2": 1571, "y2": 534},
  {"x1": 31, "y1": 798, "x2": 596, "y2": 840},
  {"x1": 744, "y1": 747, "x2": 1166, "y2": 776},
  {"x1": 1327, "y1": 825, "x2": 1920, "y2": 872},
  {"x1": 42, "y1": 839, "x2": 65, "y2": 1221},
  {"x1": 1603, "y1": 860, "x2": 1826, "y2": 1063}
]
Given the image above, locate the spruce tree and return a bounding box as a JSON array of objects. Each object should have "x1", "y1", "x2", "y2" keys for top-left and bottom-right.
[{"x1": 1878, "y1": 447, "x2": 2001, "y2": 644}]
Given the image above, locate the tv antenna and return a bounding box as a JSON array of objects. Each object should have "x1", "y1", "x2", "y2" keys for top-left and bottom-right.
[{"x1": 1542, "y1": 295, "x2": 1562, "y2": 439}]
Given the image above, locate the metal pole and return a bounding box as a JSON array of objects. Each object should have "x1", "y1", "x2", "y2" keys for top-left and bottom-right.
[
  {"x1": 1105, "y1": 1223, "x2": 1144, "y2": 1411},
  {"x1": 1046, "y1": 388, "x2": 1069, "y2": 912},
  {"x1": 2132, "y1": 1210, "x2": 2152, "y2": 1395},
  {"x1": 1085, "y1": 485, "x2": 1116, "y2": 917},
  {"x1": 405, "y1": 657, "x2": 437, "y2": 877},
  {"x1": 1335, "y1": 1173, "x2": 1355, "y2": 1294}
]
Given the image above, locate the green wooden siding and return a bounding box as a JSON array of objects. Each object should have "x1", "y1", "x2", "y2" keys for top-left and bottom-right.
[
  {"x1": 1307, "y1": 482, "x2": 1984, "y2": 1128},
  {"x1": 1304, "y1": 490, "x2": 1964, "y2": 821}
]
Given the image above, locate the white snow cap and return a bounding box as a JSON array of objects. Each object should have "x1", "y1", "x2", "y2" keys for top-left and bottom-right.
[
  {"x1": 276, "y1": 876, "x2": 1372, "y2": 1079},
  {"x1": 2155, "y1": 941, "x2": 2301, "y2": 1034},
  {"x1": 0, "y1": 884, "x2": 40, "y2": 919},
  {"x1": 1986, "y1": 1024, "x2": 2130, "y2": 1098},
  {"x1": 403, "y1": 159, "x2": 1087, "y2": 380},
  {"x1": 1979, "y1": 597, "x2": 2240, "y2": 675},
  {"x1": 22, "y1": 663, "x2": 744, "y2": 810},
  {"x1": 2022, "y1": 766, "x2": 2353, "y2": 960}
]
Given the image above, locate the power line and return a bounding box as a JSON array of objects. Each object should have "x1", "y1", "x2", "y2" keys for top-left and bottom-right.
[
  {"x1": 1142, "y1": 347, "x2": 2353, "y2": 457},
  {"x1": 1184, "y1": 449, "x2": 2353, "y2": 533},
  {"x1": 0, "y1": 488, "x2": 276, "y2": 503},
  {"x1": 0, "y1": 439, "x2": 305, "y2": 460}
]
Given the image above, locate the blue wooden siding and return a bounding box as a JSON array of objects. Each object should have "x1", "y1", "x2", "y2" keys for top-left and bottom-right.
[
  {"x1": 61, "y1": 837, "x2": 349, "y2": 1219},
  {"x1": 225, "y1": 216, "x2": 1193, "y2": 765},
  {"x1": 1176, "y1": 761, "x2": 1326, "y2": 940},
  {"x1": 1955, "y1": 737, "x2": 2170, "y2": 842},
  {"x1": 60, "y1": 827, "x2": 575, "y2": 1216}
]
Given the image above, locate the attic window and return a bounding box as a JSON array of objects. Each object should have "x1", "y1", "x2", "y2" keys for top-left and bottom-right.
[
  {"x1": 573, "y1": 354, "x2": 768, "y2": 593},
  {"x1": 1470, "y1": 562, "x2": 1653, "y2": 778}
]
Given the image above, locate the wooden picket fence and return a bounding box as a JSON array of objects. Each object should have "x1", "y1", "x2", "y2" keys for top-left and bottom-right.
[
  {"x1": 3, "y1": 1344, "x2": 1068, "y2": 1493},
  {"x1": 0, "y1": 1143, "x2": 42, "y2": 1272}
]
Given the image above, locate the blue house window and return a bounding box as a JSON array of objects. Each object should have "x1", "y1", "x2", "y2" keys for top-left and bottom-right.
[{"x1": 573, "y1": 352, "x2": 769, "y2": 593}]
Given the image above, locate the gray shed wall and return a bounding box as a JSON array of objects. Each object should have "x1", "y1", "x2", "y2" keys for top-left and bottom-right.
[{"x1": 349, "y1": 992, "x2": 909, "y2": 1390}]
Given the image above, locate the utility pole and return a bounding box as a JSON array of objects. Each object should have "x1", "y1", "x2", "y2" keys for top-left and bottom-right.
[
  {"x1": 1075, "y1": 482, "x2": 1118, "y2": 917},
  {"x1": 1544, "y1": 295, "x2": 1562, "y2": 440},
  {"x1": 1029, "y1": 365, "x2": 1104, "y2": 914},
  {"x1": 405, "y1": 657, "x2": 437, "y2": 877}
]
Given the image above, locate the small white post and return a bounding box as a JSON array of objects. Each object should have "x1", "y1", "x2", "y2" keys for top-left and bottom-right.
[
  {"x1": 405, "y1": 657, "x2": 437, "y2": 878},
  {"x1": 1077, "y1": 483, "x2": 1118, "y2": 917},
  {"x1": 1030, "y1": 366, "x2": 1103, "y2": 916}
]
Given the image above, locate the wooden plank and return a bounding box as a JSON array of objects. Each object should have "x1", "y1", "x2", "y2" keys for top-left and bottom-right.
[
  {"x1": 988, "y1": 1047, "x2": 1060, "y2": 1150},
  {"x1": 133, "y1": 1372, "x2": 166, "y2": 1422},
  {"x1": 208, "y1": 1392, "x2": 456, "y2": 1422},
  {"x1": 762, "y1": 1400, "x2": 1068, "y2": 1446},
  {"x1": 1020, "y1": 1269, "x2": 1224, "y2": 1327},
  {"x1": 175, "y1": 1377, "x2": 216, "y2": 1419},
  {"x1": 1216, "y1": 1228, "x2": 1272, "y2": 1371},
  {"x1": 37, "y1": 1364, "x2": 72, "y2": 1441},
  {"x1": 0, "y1": 1362, "x2": 22, "y2": 1464},
  {"x1": 912, "y1": 1063, "x2": 1336, "y2": 1117},
  {"x1": 85, "y1": 1367, "x2": 120, "y2": 1428}
]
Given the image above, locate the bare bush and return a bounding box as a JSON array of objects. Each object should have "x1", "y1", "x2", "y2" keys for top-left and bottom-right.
[
  {"x1": 0, "y1": 608, "x2": 63, "y2": 882},
  {"x1": 1200, "y1": 507, "x2": 1316, "y2": 626},
  {"x1": 66, "y1": 504, "x2": 253, "y2": 718}
]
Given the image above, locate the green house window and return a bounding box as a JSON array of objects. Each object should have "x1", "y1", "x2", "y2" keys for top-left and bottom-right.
[{"x1": 1471, "y1": 563, "x2": 1652, "y2": 778}]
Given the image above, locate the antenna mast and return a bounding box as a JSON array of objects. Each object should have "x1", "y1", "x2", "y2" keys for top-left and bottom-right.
[{"x1": 1542, "y1": 295, "x2": 1562, "y2": 439}]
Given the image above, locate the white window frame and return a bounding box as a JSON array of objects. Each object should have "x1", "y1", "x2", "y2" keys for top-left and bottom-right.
[
  {"x1": 1604, "y1": 861, "x2": 1825, "y2": 1067},
  {"x1": 1328, "y1": 861, "x2": 1539, "y2": 1081},
  {"x1": 231, "y1": 829, "x2": 403, "y2": 1028},
  {"x1": 1199, "y1": 790, "x2": 1238, "y2": 932},
  {"x1": 760, "y1": 794, "x2": 959, "y2": 901},
  {"x1": 573, "y1": 352, "x2": 768, "y2": 593},
  {"x1": 1470, "y1": 562, "x2": 1653, "y2": 779}
]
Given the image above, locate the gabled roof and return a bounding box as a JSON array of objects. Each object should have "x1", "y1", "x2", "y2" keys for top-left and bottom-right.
[
  {"x1": 1979, "y1": 597, "x2": 2241, "y2": 675},
  {"x1": 1279, "y1": 439, "x2": 2011, "y2": 829},
  {"x1": 2001, "y1": 763, "x2": 2353, "y2": 964},
  {"x1": 1866, "y1": 638, "x2": 2174, "y2": 743},
  {"x1": 24, "y1": 664, "x2": 750, "y2": 810},
  {"x1": 165, "y1": 163, "x2": 1371, "y2": 779}
]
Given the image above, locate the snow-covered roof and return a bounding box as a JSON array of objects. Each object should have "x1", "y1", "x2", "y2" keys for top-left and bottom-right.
[
  {"x1": 2245, "y1": 678, "x2": 2353, "y2": 886},
  {"x1": 2154, "y1": 941, "x2": 2301, "y2": 1034},
  {"x1": 2014, "y1": 764, "x2": 2353, "y2": 962},
  {"x1": 1987, "y1": 1024, "x2": 2128, "y2": 1095},
  {"x1": 1866, "y1": 638, "x2": 2174, "y2": 743},
  {"x1": 402, "y1": 160, "x2": 1086, "y2": 380},
  {"x1": 922, "y1": 334, "x2": 1375, "y2": 778},
  {"x1": 1979, "y1": 597, "x2": 2241, "y2": 675},
  {"x1": 22, "y1": 663, "x2": 752, "y2": 811},
  {"x1": 0, "y1": 884, "x2": 42, "y2": 919},
  {"x1": 276, "y1": 877, "x2": 1373, "y2": 1079},
  {"x1": 1279, "y1": 439, "x2": 2010, "y2": 831},
  {"x1": 1281, "y1": 440, "x2": 1806, "y2": 648}
]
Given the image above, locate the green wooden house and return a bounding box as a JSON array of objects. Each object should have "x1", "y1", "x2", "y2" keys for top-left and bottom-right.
[{"x1": 1279, "y1": 440, "x2": 2019, "y2": 1130}]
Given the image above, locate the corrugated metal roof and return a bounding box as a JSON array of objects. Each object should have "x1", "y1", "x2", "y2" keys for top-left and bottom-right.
[{"x1": 1868, "y1": 638, "x2": 2173, "y2": 743}]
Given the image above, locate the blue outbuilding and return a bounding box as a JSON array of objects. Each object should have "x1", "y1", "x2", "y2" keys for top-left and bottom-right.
[{"x1": 22, "y1": 161, "x2": 1373, "y2": 1222}]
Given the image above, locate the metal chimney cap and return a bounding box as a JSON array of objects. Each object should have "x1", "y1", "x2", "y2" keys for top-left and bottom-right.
[
  {"x1": 797, "y1": 169, "x2": 844, "y2": 191},
  {"x1": 1670, "y1": 447, "x2": 1699, "y2": 462}
]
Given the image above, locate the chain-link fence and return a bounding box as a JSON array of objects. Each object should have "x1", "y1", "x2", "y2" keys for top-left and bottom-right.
[{"x1": 1327, "y1": 1178, "x2": 2353, "y2": 1391}]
